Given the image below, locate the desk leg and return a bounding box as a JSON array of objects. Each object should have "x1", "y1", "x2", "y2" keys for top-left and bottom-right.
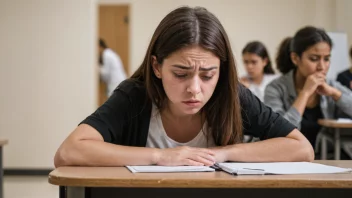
[
  {"x1": 321, "y1": 135, "x2": 327, "y2": 160},
  {"x1": 60, "y1": 187, "x2": 85, "y2": 198},
  {"x1": 335, "y1": 128, "x2": 340, "y2": 160},
  {"x1": 0, "y1": 147, "x2": 3, "y2": 198}
]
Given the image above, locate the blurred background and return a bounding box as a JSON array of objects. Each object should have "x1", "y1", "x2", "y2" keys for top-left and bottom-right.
[{"x1": 0, "y1": 0, "x2": 351, "y2": 197}]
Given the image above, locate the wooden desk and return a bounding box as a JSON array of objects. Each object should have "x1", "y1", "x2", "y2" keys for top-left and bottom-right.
[
  {"x1": 0, "y1": 139, "x2": 8, "y2": 198},
  {"x1": 318, "y1": 119, "x2": 352, "y2": 160},
  {"x1": 49, "y1": 160, "x2": 352, "y2": 198}
]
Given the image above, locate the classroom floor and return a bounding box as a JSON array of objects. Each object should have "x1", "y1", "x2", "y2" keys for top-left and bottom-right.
[{"x1": 4, "y1": 176, "x2": 58, "y2": 198}]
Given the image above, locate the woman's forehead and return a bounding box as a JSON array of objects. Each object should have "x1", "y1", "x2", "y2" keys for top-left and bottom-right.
[{"x1": 166, "y1": 46, "x2": 220, "y2": 64}]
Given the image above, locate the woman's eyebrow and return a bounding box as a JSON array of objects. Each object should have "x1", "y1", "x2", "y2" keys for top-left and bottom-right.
[{"x1": 171, "y1": 65, "x2": 218, "y2": 71}]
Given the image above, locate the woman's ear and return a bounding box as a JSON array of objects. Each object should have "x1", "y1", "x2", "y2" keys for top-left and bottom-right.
[
  {"x1": 151, "y1": 56, "x2": 162, "y2": 79},
  {"x1": 290, "y1": 52, "x2": 299, "y2": 66},
  {"x1": 263, "y1": 57, "x2": 269, "y2": 66}
]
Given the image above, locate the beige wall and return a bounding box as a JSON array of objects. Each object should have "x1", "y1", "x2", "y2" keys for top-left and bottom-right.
[
  {"x1": 0, "y1": 0, "x2": 97, "y2": 168},
  {"x1": 336, "y1": 0, "x2": 352, "y2": 48},
  {"x1": 0, "y1": 0, "x2": 349, "y2": 168},
  {"x1": 102, "y1": 0, "x2": 337, "y2": 76}
]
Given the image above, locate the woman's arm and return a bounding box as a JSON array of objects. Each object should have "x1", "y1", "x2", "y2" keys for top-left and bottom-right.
[
  {"x1": 264, "y1": 83, "x2": 302, "y2": 128},
  {"x1": 212, "y1": 129, "x2": 314, "y2": 162},
  {"x1": 328, "y1": 81, "x2": 352, "y2": 117},
  {"x1": 54, "y1": 124, "x2": 159, "y2": 167},
  {"x1": 54, "y1": 124, "x2": 215, "y2": 167}
]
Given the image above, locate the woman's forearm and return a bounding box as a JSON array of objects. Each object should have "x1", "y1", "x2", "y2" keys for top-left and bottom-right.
[
  {"x1": 223, "y1": 134, "x2": 314, "y2": 162},
  {"x1": 292, "y1": 91, "x2": 310, "y2": 116},
  {"x1": 54, "y1": 140, "x2": 159, "y2": 167}
]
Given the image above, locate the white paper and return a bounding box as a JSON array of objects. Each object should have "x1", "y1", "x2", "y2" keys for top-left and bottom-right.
[
  {"x1": 337, "y1": 118, "x2": 352, "y2": 123},
  {"x1": 218, "y1": 162, "x2": 352, "y2": 175},
  {"x1": 126, "y1": 165, "x2": 215, "y2": 173}
]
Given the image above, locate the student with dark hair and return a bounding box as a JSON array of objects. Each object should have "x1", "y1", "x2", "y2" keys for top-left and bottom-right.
[
  {"x1": 240, "y1": 41, "x2": 279, "y2": 101},
  {"x1": 54, "y1": 7, "x2": 313, "y2": 168},
  {"x1": 98, "y1": 38, "x2": 127, "y2": 97},
  {"x1": 265, "y1": 26, "x2": 352, "y2": 148},
  {"x1": 336, "y1": 46, "x2": 352, "y2": 90}
]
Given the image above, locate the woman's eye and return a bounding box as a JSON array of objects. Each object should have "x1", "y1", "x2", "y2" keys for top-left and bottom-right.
[
  {"x1": 202, "y1": 76, "x2": 213, "y2": 81},
  {"x1": 174, "y1": 73, "x2": 187, "y2": 78}
]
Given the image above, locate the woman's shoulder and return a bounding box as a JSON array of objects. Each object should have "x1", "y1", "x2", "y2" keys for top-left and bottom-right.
[
  {"x1": 264, "y1": 73, "x2": 281, "y2": 80},
  {"x1": 115, "y1": 78, "x2": 148, "y2": 101},
  {"x1": 117, "y1": 78, "x2": 146, "y2": 92}
]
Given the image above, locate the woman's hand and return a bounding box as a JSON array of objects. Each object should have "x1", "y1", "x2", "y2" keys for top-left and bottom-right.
[
  {"x1": 154, "y1": 146, "x2": 215, "y2": 166},
  {"x1": 316, "y1": 83, "x2": 342, "y2": 101},
  {"x1": 301, "y1": 72, "x2": 325, "y2": 96},
  {"x1": 208, "y1": 146, "x2": 230, "y2": 163}
]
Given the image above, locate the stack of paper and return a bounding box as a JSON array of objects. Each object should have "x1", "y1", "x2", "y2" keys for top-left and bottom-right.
[
  {"x1": 126, "y1": 162, "x2": 352, "y2": 175},
  {"x1": 337, "y1": 118, "x2": 352, "y2": 123},
  {"x1": 126, "y1": 165, "x2": 214, "y2": 173},
  {"x1": 216, "y1": 162, "x2": 352, "y2": 175}
]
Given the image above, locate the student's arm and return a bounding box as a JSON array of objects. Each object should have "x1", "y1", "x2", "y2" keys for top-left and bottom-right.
[
  {"x1": 212, "y1": 85, "x2": 314, "y2": 162},
  {"x1": 54, "y1": 124, "x2": 159, "y2": 167},
  {"x1": 54, "y1": 84, "x2": 215, "y2": 167},
  {"x1": 321, "y1": 81, "x2": 352, "y2": 117},
  {"x1": 212, "y1": 129, "x2": 314, "y2": 162},
  {"x1": 54, "y1": 124, "x2": 215, "y2": 167},
  {"x1": 264, "y1": 82, "x2": 302, "y2": 128}
]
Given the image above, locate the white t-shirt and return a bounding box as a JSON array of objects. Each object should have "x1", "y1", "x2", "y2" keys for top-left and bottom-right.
[
  {"x1": 100, "y1": 48, "x2": 127, "y2": 97},
  {"x1": 245, "y1": 74, "x2": 280, "y2": 102},
  {"x1": 146, "y1": 104, "x2": 216, "y2": 149}
]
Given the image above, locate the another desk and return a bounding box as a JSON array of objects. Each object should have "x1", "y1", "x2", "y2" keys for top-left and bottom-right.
[
  {"x1": 318, "y1": 119, "x2": 352, "y2": 160},
  {"x1": 0, "y1": 139, "x2": 8, "y2": 198},
  {"x1": 49, "y1": 160, "x2": 352, "y2": 198}
]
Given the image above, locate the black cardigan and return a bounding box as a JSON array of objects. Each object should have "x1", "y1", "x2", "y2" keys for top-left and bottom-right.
[{"x1": 81, "y1": 79, "x2": 295, "y2": 146}]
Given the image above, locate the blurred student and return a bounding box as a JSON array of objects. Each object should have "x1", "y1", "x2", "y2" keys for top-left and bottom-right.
[
  {"x1": 336, "y1": 46, "x2": 352, "y2": 90},
  {"x1": 99, "y1": 39, "x2": 127, "y2": 97},
  {"x1": 265, "y1": 27, "x2": 352, "y2": 148},
  {"x1": 240, "y1": 41, "x2": 279, "y2": 102}
]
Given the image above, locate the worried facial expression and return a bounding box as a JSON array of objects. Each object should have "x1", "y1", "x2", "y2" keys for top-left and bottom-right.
[{"x1": 152, "y1": 45, "x2": 220, "y2": 116}]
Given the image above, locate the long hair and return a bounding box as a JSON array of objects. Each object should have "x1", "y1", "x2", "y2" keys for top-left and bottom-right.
[
  {"x1": 242, "y1": 41, "x2": 274, "y2": 74},
  {"x1": 131, "y1": 6, "x2": 242, "y2": 145},
  {"x1": 276, "y1": 26, "x2": 332, "y2": 74}
]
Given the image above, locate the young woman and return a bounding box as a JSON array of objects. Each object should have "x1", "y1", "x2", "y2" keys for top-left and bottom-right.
[
  {"x1": 54, "y1": 7, "x2": 313, "y2": 167},
  {"x1": 265, "y1": 27, "x2": 352, "y2": 148},
  {"x1": 240, "y1": 41, "x2": 279, "y2": 102}
]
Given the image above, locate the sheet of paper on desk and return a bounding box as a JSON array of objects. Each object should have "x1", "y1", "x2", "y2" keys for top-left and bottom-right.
[
  {"x1": 337, "y1": 118, "x2": 352, "y2": 123},
  {"x1": 217, "y1": 162, "x2": 352, "y2": 175},
  {"x1": 126, "y1": 165, "x2": 215, "y2": 173}
]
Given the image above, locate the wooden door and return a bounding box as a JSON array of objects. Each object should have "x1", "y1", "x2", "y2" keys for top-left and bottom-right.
[{"x1": 98, "y1": 5, "x2": 129, "y2": 106}]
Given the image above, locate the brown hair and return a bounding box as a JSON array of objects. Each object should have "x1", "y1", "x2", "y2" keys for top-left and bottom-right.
[
  {"x1": 131, "y1": 6, "x2": 242, "y2": 145},
  {"x1": 276, "y1": 26, "x2": 332, "y2": 74},
  {"x1": 242, "y1": 41, "x2": 275, "y2": 74}
]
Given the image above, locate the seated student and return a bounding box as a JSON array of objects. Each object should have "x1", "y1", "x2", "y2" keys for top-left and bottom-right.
[
  {"x1": 265, "y1": 27, "x2": 352, "y2": 149},
  {"x1": 240, "y1": 41, "x2": 279, "y2": 102},
  {"x1": 54, "y1": 7, "x2": 313, "y2": 167},
  {"x1": 336, "y1": 46, "x2": 352, "y2": 90}
]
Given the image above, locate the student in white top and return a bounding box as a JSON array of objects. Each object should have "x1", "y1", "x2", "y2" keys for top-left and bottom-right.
[
  {"x1": 240, "y1": 41, "x2": 279, "y2": 102},
  {"x1": 99, "y1": 39, "x2": 127, "y2": 97}
]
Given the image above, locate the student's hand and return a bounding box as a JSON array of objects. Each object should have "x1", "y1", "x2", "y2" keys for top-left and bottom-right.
[
  {"x1": 240, "y1": 77, "x2": 250, "y2": 88},
  {"x1": 350, "y1": 81, "x2": 352, "y2": 89},
  {"x1": 301, "y1": 73, "x2": 325, "y2": 96},
  {"x1": 154, "y1": 146, "x2": 215, "y2": 166},
  {"x1": 316, "y1": 83, "x2": 342, "y2": 101},
  {"x1": 208, "y1": 146, "x2": 230, "y2": 163}
]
